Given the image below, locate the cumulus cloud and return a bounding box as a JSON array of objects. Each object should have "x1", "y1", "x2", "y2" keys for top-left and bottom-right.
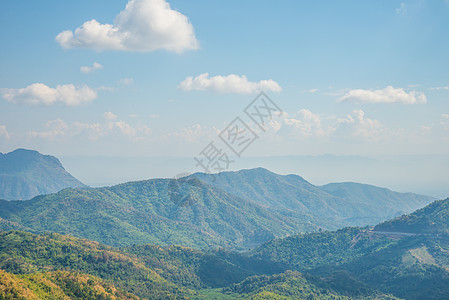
[
  {"x1": 270, "y1": 108, "x2": 386, "y2": 142},
  {"x1": 0, "y1": 125, "x2": 9, "y2": 140},
  {"x1": 1, "y1": 83, "x2": 97, "y2": 106},
  {"x1": 339, "y1": 86, "x2": 427, "y2": 104},
  {"x1": 80, "y1": 62, "x2": 103, "y2": 73},
  {"x1": 283, "y1": 109, "x2": 327, "y2": 137},
  {"x1": 334, "y1": 109, "x2": 383, "y2": 140},
  {"x1": 28, "y1": 113, "x2": 151, "y2": 142},
  {"x1": 56, "y1": 0, "x2": 198, "y2": 53},
  {"x1": 178, "y1": 73, "x2": 282, "y2": 94},
  {"x1": 28, "y1": 119, "x2": 68, "y2": 139}
]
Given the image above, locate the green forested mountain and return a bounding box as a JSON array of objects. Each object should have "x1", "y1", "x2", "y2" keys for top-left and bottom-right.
[
  {"x1": 374, "y1": 197, "x2": 449, "y2": 234},
  {"x1": 224, "y1": 270, "x2": 399, "y2": 300},
  {"x1": 0, "y1": 178, "x2": 315, "y2": 249},
  {"x1": 251, "y1": 230, "x2": 449, "y2": 299},
  {"x1": 249, "y1": 198, "x2": 449, "y2": 299},
  {"x1": 249, "y1": 227, "x2": 395, "y2": 270},
  {"x1": 0, "y1": 269, "x2": 139, "y2": 300},
  {"x1": 0, "y1": 149, "x2": 86, "y2": 200},
  {"x1": 0, "y1": 231, "x2": 192, "y2": 299},
  {"x1": 0, "y1": 230, "x2": 391, "y2": 300},
  {"x1": 3, "y1": 197, "x2": 449, "y2": 299},
  {"x1": 192, "y1": 168, "x2": 434, "y2": 228},
  {"x1": 0, "y1": 167, "x2": 435, "y2": 250}
]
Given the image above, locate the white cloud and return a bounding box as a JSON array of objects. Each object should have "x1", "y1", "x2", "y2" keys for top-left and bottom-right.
[
  {"x1": 104, "y1": 112, "x2": 118, "y2": 121},
  {"x1": 430, "y1": 86, "x2": 449, "y2": 91},
  {"x1": 283, "y1": 109, "x2": 327, "y2": 137},
  {"x1": 396, "y1": 3, "x2": 406, "y2": 14},
  {"x1": 339, "y1": 86, "x2": 427, "y2": 104},
  {"x1": 303, "y1": 88, "x2": 318, "y2": 93},
  {"x1": 439, "y1": 114, "x2": 449, "y2": 132},
  {"x1": 419, "y1": 113, "x2": 449, "y2": 142},
  {"x1": 166, "y1": 124, "x2": 220, "y2": 142},
  {"x1": 271, "y1": 109, "x2": 386, "y2": 142},
  {"x1": 28, "y1": 119, "x2": 68, "y2": 139},
  {"x1": 80, "y1": 62, "x2": 103, "y2": 73},
  {"x1": 56, "y1": 0, "x2": 198, "y2": 53},
  {"x1": 179, "y1": 73, "x2": 282, "y2": 94},
  {"x1": 0, "y1": 125, "x2": 9, "y2": 140},
  {"x1": 28, "y1": 113, "x2": 151, "y2": 142},
  {"x1": 96, "y1": 86, "x2": 115, "y2": 92},
  {"x1": 118, "y1": 78, "x2": 134, "y2": 85},
  {"x1": 1, "y1": 83, "x2": 97, "y2": 106},
  {"x1": 334, "y1": 110, "x2": 383, "y2": 140}
]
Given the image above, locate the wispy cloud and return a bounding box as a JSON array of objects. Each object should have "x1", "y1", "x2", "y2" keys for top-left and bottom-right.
[
  {"x1": 339, "y1": 86, "x2": 426, "y2": 104},
  {"x1": 429, "y1": 86, "x2": 449, "y2": 91},
  {"x1": 56, "y1": 0, "x2": 198, "y2": 53},
  {"x1": 267, "y1": 109, "x2": 387, "y2": 142},
  {"x1": 118, "y1": 78, "x2": 134, "y2": 86},
  {"x1": 28, "y1": 113, "x2": 151, "y2": 142},
  {"x1": 80, "y1": 62, "x2": 103, "y2": 73},
  {"x1": 0, "y1": 125, "x2": 9, "y2": 140},
  {"x1": 303, "y1": 88, "x2": 318, "y2": 93},
  {"x1": 164, "y1": 124, "x2": 220, "y2": 142},
  {"x1": 396, "y1": 3, "x2": 406, "y2": 14},
  {"x1": 1, "y1": 83, "x2": 97, "y2": 106},
  {"x1": 179, "y1": 73, "x2": 282, "y2": 94}
]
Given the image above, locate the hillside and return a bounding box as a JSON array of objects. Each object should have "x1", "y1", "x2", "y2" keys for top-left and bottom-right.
[
  {"x1": 3, "y1": 197, "x2": 449, "y2": 299},
  {"x1": 0, "y1": 230, "x2": 400, "y2": 300},
  {"x1": 249, "y1": 197, "x2": 449, "y2": 299},
  {"x1": 223, "y1": 270, "x2": 399, "y2": 300},
  {"x1": 0, "y1": 178, "x2": 316, "y2": 249},
  {"x1": 0, "y1": 230, "x2": 219, "y2": 298},
  {"x1": 0, "y1": 149, "x2": 86, "y2": 200},
  {"x1": 374, "y1": 198, "x2": 449, "y2": 234},
  {"x1": 192, "y1": 168, "x2": 435, "y2": 228},
  {"x1": 0, "y1": 269, "x2": 139, "y2": 300}
]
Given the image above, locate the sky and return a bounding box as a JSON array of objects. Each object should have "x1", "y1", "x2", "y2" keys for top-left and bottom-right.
[{"x1": 0, "y1": 0, "x2": 448, "y2": 196}]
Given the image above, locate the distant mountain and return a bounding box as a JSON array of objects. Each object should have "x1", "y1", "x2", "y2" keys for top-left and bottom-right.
[
  {"x1": 374, "y1": 197, "x2": 449, "y2": 234},
  {"x1": 0, "y1": 177, "x2": 316, "y2": 249},
  {"x1": 0, "y1": 149, "x2": 86, "y2": 200},
  {"x1": 192, "y1": 168, "x2": 435, "y2": 228}
]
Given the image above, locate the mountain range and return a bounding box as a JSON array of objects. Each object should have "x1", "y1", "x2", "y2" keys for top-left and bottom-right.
[
  {"x1": 1, "y1": 149, "x2": 446, "y2": 298},
  {"x1": 0, "y1": 156, "x2": 435, "y2": 250},
  {"x1": 2, "y1": 197, "x2": 449, "y2": 299},
  {"x1": 0, "y1": 149, "x2": 86, "y2": 200},
  {"x1": 193, "y1": 168, "x2": 435, "y2": 228}
]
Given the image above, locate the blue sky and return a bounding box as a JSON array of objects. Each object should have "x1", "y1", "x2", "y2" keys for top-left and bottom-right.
[{"x1": 1, "y1": 0, "x2": 448, "y2": 194}]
